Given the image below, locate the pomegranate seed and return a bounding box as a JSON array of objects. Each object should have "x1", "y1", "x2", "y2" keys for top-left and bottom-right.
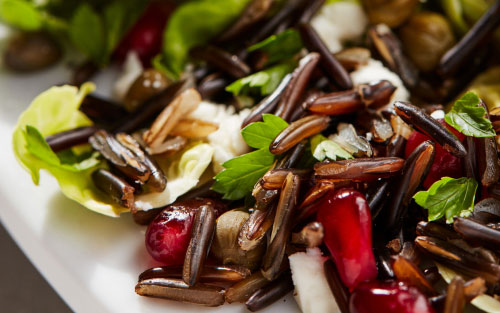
[
  {"x1": 350, "y1": 281, "x2": 435, "y2": 313},
  {"x1": 113, "y1": 1, "x2": 175, "y2": 66},
  {"x1": 316, "y1": 188, "x2": 377, "y2": 290},
  {"x1": 405, "y1": 119, "x2": 464, "y2": 188},
  {"x1": 145, "y1": 199, "x2": 225, "y2": 265}
]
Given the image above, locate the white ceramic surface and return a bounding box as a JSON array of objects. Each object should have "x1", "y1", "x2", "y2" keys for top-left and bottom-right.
[{"x1": 0, "y1": 27, "x2": 299, "y2": 313}]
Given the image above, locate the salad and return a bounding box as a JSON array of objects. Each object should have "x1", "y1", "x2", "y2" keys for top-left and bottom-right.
[{"x1": 3, "y1": 0, "x2": 500, "y2": 312}]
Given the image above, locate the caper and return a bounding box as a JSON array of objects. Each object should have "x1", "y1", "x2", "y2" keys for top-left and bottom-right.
[
  {"x1": 3, "y1": 31, "x2": 62, "y2": 72},
  {"x1": 211, "y1": 210, "x2": 265, "y2": 270},
  {"x1": 362, "y1": 0, "x2": 419, "y2": 28},
  {"x1": 400, "y1": 12, "x2": 456, "y2": 72},
  {"x1": 124, "y1": 69, "x2": 170, "y2": 112}
]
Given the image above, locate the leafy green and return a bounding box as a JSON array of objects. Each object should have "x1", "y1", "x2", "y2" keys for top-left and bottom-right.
[
  {"x1": 0, "y1": 0, "x2": 43, "y2": 30},
  {"x1": 68, "y1": 1, "x2": 145, "y2": 65},
  {"x1": 248, "y1": 29, "x2": 303, "y2": 65},
  {"x1": 226, "y1": 61, "x2": 295, "y2": 96},
  {"x1": 69, "y1": 3, "x2": 105, "y2": 65},
  {"x1": 162, "y1": 0, "x2": 252, "y2": 78},
  {"x1": 310, "y1": 134, "x2": 352, "y2": 161},
  {"x1": 12, "y1": 83, "x2": 126, "y2": 217},
  {"x1": 212, "y1": 148, "x2": 276, "y2": 200},
  {"x1": 213, "y1": 114, "x2": 289, "y2": 200},
  {"x1": 24, "y1": 125, "x2": 100, "y2": 172},
  {"x1": 445, "y1": 91, "x2": 495, "y2": 138},
  {"x1": 241, "y1": 114, "x2": 289, "y2": 149},
  {"x1": 413, "y1": 177, "x2": 478, "y2": 223}
]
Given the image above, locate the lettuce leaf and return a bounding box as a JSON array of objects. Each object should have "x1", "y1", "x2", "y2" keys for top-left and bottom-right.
[
  {"x1": 135, "y1": 143, "x2": 214, "y2": 210},
  {"x1": 12, "y1": 83, "x2": 127, "y2": 217}
]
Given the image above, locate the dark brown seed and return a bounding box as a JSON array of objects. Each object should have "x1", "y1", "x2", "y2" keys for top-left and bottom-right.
[
  {"x1": 190, "y1": 45, "x2": 251, "y2": 78},
  {"x1": 46, "y1": 126, "x2": 98, "y2": 152},
  {"x1": 281, "y1": 141, "x2": 307, "y2": 168},
  {"x1": 464, "y1": 136, "x2": 478, "y2": 180},
  {"x1": 4, "y1": 31, "x2": 61, "y2": 72},
  {"x1": 80, "y1": 94, "x2": 128, "y2": 126},
  {"x1": 135, "y1": 278, "x2": 224, "y2": 306},
  {"x1": 217, "y1": 0, "x2": 273, "y2": 42},
  {"x1": 415, "y1": 236, "x2": 500, "y2": 285},
  {"x1": 225, "y1": 271, "x2": 270, "y2": 303},
  {"x1": 476, "y1": 135, "x2": 500, "y2": 187},
  {"x1": 275, "y1": 53, "x2": 321, "y2": 122},
  {"x1": 196, "y1": 73, "x2": 231, "y2": 100},
  {"x1": 438, "y1": 1, "x2": 500, "y2": 77},
  {"x1": 443, "y1": 277, "x2": 466, "y2": 313},
  {"x1": 392, "y1": 255, "x2": 435, "y2": 295},
  {"x1": 368, "y1": 24, "x2": 419, "y2": 88},
  {"x1": 423, "y1": 267, "x2": 441, "y2": 285},
  {"x1": 247, "y1": 0, "x2": 308, "y2": 46},
  {"x1": 252, "y1": 183, "x2": 279, "y2": 210},
  {"x1": 454, "y1": 217, "x2": 500, "y2": 250},
  {"x1": 91, "y1": 169, "x2": 135, "y2": 210},
  {"x1": 262, "y1": 173, "x2": 300, "y2": 280},
  {"x1": 242, "y1": 74, "x2": 292, "y2": 128},
  {"x1": 239, "y1": 208, "x2": 274, "y2": 251},
  {"x1": 298, "y1": 0, "x2": 325, "y2": 23},
  {"x1": 385, "y1": 140, "x2": 435, "y2": 232},
  {"x1": 260, "y1": 168, "x2": 311, "y2": 190},
  {"x1": 245, "y1": 271, "x2": 293, "y2": 312},
  {"x1": 367, "y1": 180, "x2": 390, "y2": 220},
  {"x1": 294, "y1": 182, "x2": 335, "y2": 224},
  {"x1": 139, "y1": 265, "x2": 251, "y2": 283},
  {"x1": 359, "y1": 80, "x2": 397, "y2": 109},
  {"x1": 114, "y1": 80, "x2": 186, "y2": 134},
  {"x1": 298, "y1": 23, "x2": 353, "y2": 90},
  {"x1": 416, "y1": 221, "x2": 462, "y2": 241},
  {"x1": 115, "y1": 133, "x2": 166, "y2": 192},
  {"x1": 132, "y1": 208, "x2": 162, "y2": 225},
  {"x1": 376, "y1": 250, "x2": 395, "y2": 279},
  {"x1": 394, "y1": 101, "x2": 467, "y2": 157},
  {"x1": 270, "y1": 115, "x2": 330, "y2": 155},
  {"x1": 386, "y1": 134, "x2": 407, "y2": 157},
  {"x1": 314, "y1": 157, "x2": 404, "y2": 182},
  {"x1": 430, "y1": 277, "x2": 486, "y2": 309},
  {"x1": 72, "y1": 61, "x2": 99, "y2": 87},
  {"x1": 89, "y1": 130, "x2": 151, "y2": 183},
  {"x1": 147, "y1": 136, "x2": 187, "y2": 156},
  {"x1": 308, "y1": 90, "x2": 363, "y2": 115},
  {"x1": 399, "y1": 241, "x2": 420, "y2": 265},
  {"x1": 291, "y1": 221, "x2": 324, "y2": 248},
  {"x1": 183, "y1": 205, "x2": 216, "y2": 286},
  {"x1": 472, "y1": 211, "x2": 500, "y2": 225},
  {"x1": 323, "y1": 259, "x2": 350, "y2": 313}
]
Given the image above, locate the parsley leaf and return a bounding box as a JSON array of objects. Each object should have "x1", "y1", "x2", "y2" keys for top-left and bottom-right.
[
  {"x1": 413, "y1": 177, "x2": 478, "y2": 223},
  {"x1": 248, "y1": 29, "x2": 303, "y2": 65},
  {"x1": 23, "y1": 125, "x2": 100, "y2": 172},
  {"x1": 444, "y1": 91, "x2": 496, "y2": 138},
  {"x1": 310, "y1": 134, "x2": 353, "y2": 161},
  {"x1": 226, "y1": 61, "x2": 295, "y2": 96},
  {"x1": 213, "y1": 114, "x2": 289, "y2": 200},
  {"x1": 241, "y1": 114, "x2": 289, "y2": 149},
  {"x1": 212, "y1": 149, "x2": 275, "y2": 200},
  {"x1": 0, "y1": 0, "x2": 43, "y2": 30}
]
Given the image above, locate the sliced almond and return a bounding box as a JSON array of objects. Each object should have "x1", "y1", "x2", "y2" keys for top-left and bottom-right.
[
  {"x1": 170, "y1": 118, "x2": 219, "y2": 138},
  {"x1": 143, "y1": 88, "x2": 201, "y2": 148}
]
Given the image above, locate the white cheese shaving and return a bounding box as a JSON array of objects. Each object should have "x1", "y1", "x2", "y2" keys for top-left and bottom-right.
[
  {"x1": 311, "y1": 2, "x2": 368, "y2": 53},
  {"x1": 289, "y1": 248, "x2": 341, "y2": 313}
]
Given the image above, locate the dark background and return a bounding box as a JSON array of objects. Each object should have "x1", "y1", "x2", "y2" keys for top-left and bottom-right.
[{"x1": 0, "y1": 222, "x2": 72, "y2": 313}]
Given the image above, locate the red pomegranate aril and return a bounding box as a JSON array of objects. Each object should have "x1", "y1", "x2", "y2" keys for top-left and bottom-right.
[
  {"x1": 350, "y1": 281, "x2": 435, "y2": 313},
  {"x1": 405, "y1": 119, "x2": 464, "y2": 188},
  {"x1": 316, "y1": 188, "x2": 377, "y2": 290},
  {"x1": 145, "y1": 199, "x2": 225, "y2": 266},
  {"x1": 113, "y1": 1, "x2": 175, "y2": 66}
]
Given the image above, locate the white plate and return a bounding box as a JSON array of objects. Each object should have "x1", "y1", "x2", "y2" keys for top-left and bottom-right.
[{"x1": 0, "y1": 29, "x2": 299, "y2": 313}]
